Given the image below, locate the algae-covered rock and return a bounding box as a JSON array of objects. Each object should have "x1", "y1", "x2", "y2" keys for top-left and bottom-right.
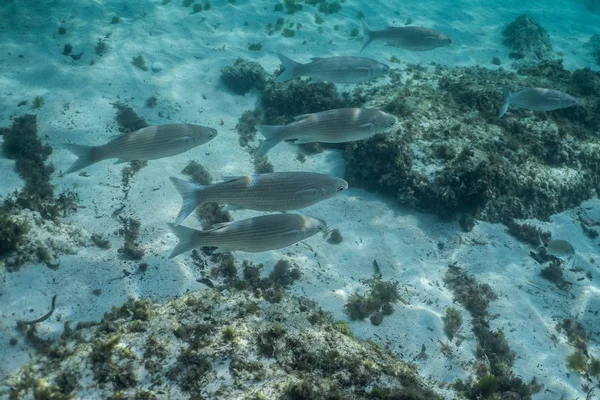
[
  {"x1": 1, "y1": 288, "x2": 441, "y2": 399},
  {"x1": 260, "y1": 79, "x2": 348, "y2": 124},
  {"x1": 343, "y1": 61, "x2": 600, "y2": 223},
  {"x1": 220, "y1": 58, "x2": 267, "y2": 95},
  {"x1": 585, "y1": 34, "x2": 600, "y2": 65},
  {"x1": 502, "y1": 15, "x2": 553, "y2": 63},
  {"x1": 0, "y1": 209, "x2": 29, "y2": 258}
]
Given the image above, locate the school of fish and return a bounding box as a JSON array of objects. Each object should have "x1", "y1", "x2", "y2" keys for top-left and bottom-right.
[{"x1": 63, "y1": 15, "x2": 578, "y2": 257}]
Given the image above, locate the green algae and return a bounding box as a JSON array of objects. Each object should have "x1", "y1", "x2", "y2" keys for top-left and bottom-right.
[{"x1": 344, "y1": 278, "x2": 400, "y2": 325}]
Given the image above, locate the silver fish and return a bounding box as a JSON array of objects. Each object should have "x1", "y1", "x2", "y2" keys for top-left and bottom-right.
[
  {"x1": 275, "y1": 53, "x2": 390, "y2": 83},
  {"x1": 255, "y1": 108, "x2": 397, "y2": 156},
  {"x1": 64, "y1": 124, "x2": 217, "y2": 173},
  {"x1": 498, "y1": 88, "x2": 577, "y2": 118},
  {"x1": 361, "y1": 18, "x2": 452, "y2": 52},
  {"x1": 170, "y1": 172, "x2": 348, "y2": 226},
  {"x1": 168, "y1": 213, "x2": 327, "y2": 256},
  {"x1": 544, "y1": 239, "x2": 575, "y2": 258}
]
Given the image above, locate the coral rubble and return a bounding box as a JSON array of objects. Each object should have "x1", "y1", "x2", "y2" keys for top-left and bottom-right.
[{"x1": 1, "y1": 288, "x2": 441, "y2": 399}]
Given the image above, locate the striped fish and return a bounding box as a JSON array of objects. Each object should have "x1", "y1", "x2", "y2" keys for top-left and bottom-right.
[
  {"x1": 64, "y1": 124, "x2": 217, "y2": 173},
  {"x1": 255, "y1": 108, "x2": 397, "y2": 156},
  {"x1": 168, "y1": 213, "x2": 327, "y2": 256},
  {"x1": 498, "y1": 88, "x2": 577, "y2": 118},
  {"x1": 275, "y1": 53, "x2": 390, "y2": 83},
  {"x1": 361, "y1": 18, "x2": 452, "y2": 52},
  {"x1": 169, "y1": 172, "x2": 348, "y2": 226}
]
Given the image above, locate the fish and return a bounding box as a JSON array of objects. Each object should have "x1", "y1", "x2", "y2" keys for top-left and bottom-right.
[
  {"x1": 170, "y1": 172, "x2": 348, "y2": 226},
  {"x1": 255, "y1": 108, "x2": 398, "y2": 157},
  {"x1": 64, "y1": 124, "x2": 217, "y2": 173},
  {"x1": 361, "y1": 18, "x2": 452, "y2": 53},
  {"x1": 275, "y1": 53, "x2": 390, "y2": 83},
  {"x1": 168, "y1": 213, "x2": 327, "y2": 256},
  {"x1": 498, "y1": 88, "x2": 577, "y2": 118},
  {"x1": 544, "y1": 239, "x2": 575, "y2": 258}
]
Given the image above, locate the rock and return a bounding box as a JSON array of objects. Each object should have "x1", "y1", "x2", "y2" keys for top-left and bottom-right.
[{"x1": 151, "y1": 62, "x2": 163, "y2": 73}]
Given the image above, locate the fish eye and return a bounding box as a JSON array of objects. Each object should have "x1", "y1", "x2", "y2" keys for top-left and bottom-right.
[
  {"x1": 338, "y1": 186, "x2": 345, "y2": 191},
  {"x1": 318, "y1": 225, "x2": 324, "y2": 230},
  {"x1": 389, "y1": 120, "x2": 395, "y2": 126}
]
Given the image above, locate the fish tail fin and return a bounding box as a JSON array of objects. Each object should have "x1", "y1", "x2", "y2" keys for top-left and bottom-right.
[
  {"x1": 275, "y1": 53, "x2": 300, "y2": 83},
  {"x1": 64, "y1": 144, "x2": 97, "y2": 173},
  {"x1": 255, "y1": 125, "x2": 283, "y2": 157},
  {"x1": 360, "y1": 18, "x2": 374, "y2": 52},
  {"x1": 168, "y1": 223, "x2": 199, "y2": 258},
  {"x1": 498, "y1": 87, "x2": 511, "y2": 118},
  {"x1": 169, "y1": 177, "x2": 205, "y2": 226}
]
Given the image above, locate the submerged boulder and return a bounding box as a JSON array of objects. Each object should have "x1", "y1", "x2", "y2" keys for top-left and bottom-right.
[
  {"x1": 220, "y1": 58, "x2": 267, "y2": 95},
  {"x1": 342, "y1": 62, "x2": 600, "y2": 223},
  {"x1": 502, "y1": 15, "x2": 554, "y2": 64}
]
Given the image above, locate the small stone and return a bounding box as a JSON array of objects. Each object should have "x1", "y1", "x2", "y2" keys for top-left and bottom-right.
[
  {"x1": 370, "y1": 312, "x2": 384, "y2": 326},
  {"x1": 151, "y1": 62, "x2": 163, "y2": 73}
]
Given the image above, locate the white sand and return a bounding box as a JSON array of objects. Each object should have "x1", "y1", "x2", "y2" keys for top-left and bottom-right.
[{"x1": 1, "y1": 0, "x2": 599, "y2": 398}]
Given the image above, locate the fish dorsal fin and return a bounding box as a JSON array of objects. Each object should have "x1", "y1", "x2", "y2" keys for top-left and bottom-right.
[
  {"x1": 221, "y1": 175, "x2": 244, "y2": 182},
  {"x1": 293, "y1": 113, "x2": 314, "y2": 121}
]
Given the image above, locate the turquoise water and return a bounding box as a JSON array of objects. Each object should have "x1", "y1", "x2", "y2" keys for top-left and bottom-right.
[{"x1": 1, "y1": 1, "x2": 600, "y2": 399}]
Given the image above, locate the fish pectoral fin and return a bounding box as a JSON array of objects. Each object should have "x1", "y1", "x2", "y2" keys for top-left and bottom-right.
[
  {"x1": 293, "y1": 113, "x2": 314, "y2": 121},
  {"x1": 293, "y1": 139, "x2": 311, "y2": 144},
  {"x1": 280, "y1": 229, "x2": 302, "y2": 239},
  {"x1": 213, "y1": 247, "x2": 233, "y2": 254},
  {"x1": 222, "y1": 203, "x2": 243, "y2": 211},
  {"x1": 359, "y1": 122, "x2": 375, "y2": 131},
  {"x1": 209, "y1": 221, "x2": 232, "y2": 230},
  {"x1": 295, "y1": 188, "x2": 320, "y2": 202},
  {"x1": 220, "y1": 175, "x2": 244, "y2": 182},
  {"x1": 168, "y1": 136, "x2": 193, "y2": 144}
]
